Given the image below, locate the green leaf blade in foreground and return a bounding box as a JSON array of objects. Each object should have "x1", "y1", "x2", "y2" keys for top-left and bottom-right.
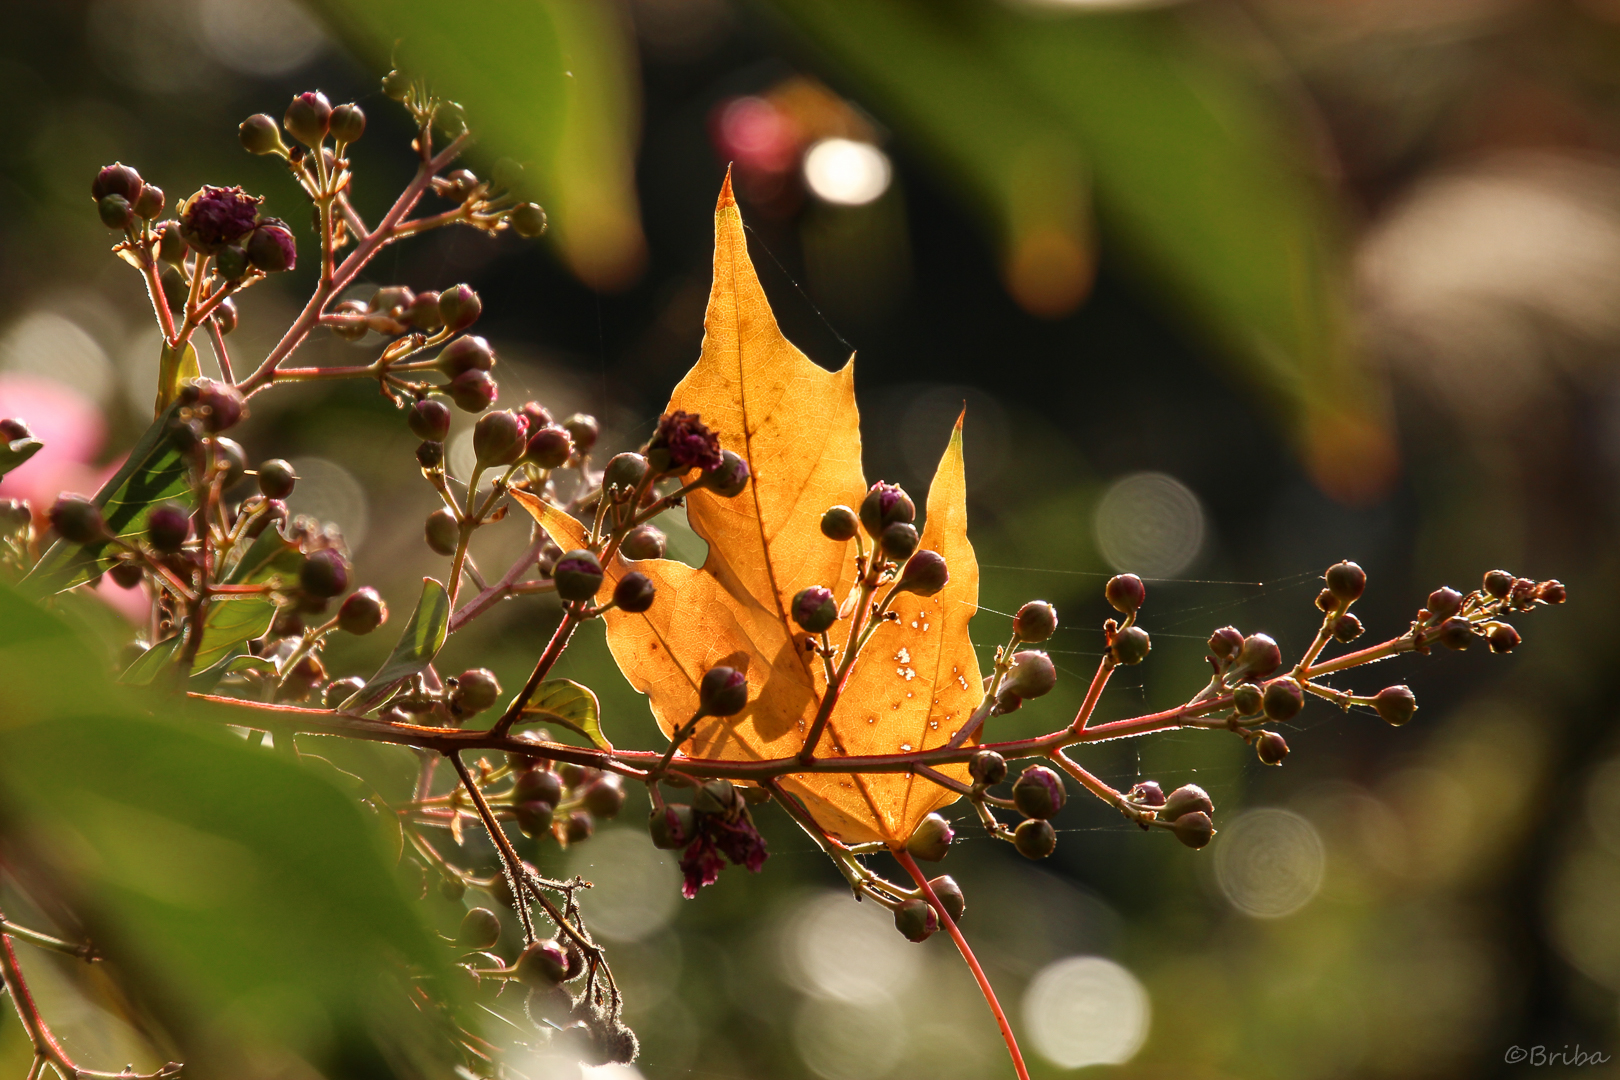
[
  {"x1": 522, "y1": 677, "x2": 610, "y2": 749},
  {"x1": 22, "y1": 404, "x2": 193, "y2": 596},
  {"x1": 0, "y1": 582, "x2": 454, "y2": 1076},
  {"x1": 346, "y1": 577, "x2": 450, "y2": 708},
  {"x1": 0, "y1": 435, "x2": 43, "y2": 478}
]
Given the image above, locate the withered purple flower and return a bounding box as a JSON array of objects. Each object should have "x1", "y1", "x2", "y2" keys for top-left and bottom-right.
[
  {"x1": 180, "y1": 185, "x2": 261, "y2": 253},
  {"x1": 648, "y1": 410, "x2": 723, "y2": 473}
]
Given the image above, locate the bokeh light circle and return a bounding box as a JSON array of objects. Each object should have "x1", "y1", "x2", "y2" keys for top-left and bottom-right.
[
  {"x1": 1092, "y1": 471, "x2": 1205, "y2": 577},
  {"x1": 284, "y1": 457, "x2": 369, "y2": 552},
  {"x1": 1214, "y1": 808, "x2": 1326, "y2": 918},
  {"x1": 1022, "y1": 955, "x2": 1150, "y2": 1068},
  {"x1": 199, "y1": 0, "x2": 325, "y2": 76},
  {"x1": 803, "y1": 139, "x2": 892, "y2": 206},
  {"x1": 563, "y1": 828, "x2": 680, "y2": 943},
  {"x1": 783, "y1": 891, "x2": 919, "y2": 1004},
  {"x1": 794, "y1": 995, "x2": 905, "y2": 1080},
  {"x1": 0, "y1": 311, "x2": 114, "y2": 405}
]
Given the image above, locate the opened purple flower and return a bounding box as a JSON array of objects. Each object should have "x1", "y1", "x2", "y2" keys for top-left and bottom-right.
[
  {"x1": 180, "y1": 185, "x2": 261, "y2": 253},
  {"x1": 648, "y1": 410, "x2": 723, "y2": 473}
]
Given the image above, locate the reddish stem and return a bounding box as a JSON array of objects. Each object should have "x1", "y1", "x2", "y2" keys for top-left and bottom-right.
[
  {"x1": 1070, "y1": 653, "x2": 1118, "y2": 733},
  {"x1": 894, "y1": 850, "x2": 1031, "y2": 1080}
]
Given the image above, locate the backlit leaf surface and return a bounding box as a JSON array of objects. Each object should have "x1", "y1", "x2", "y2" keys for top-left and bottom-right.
[{"x1": 517, "y1": 178, "x2": 981, "y2": 844}]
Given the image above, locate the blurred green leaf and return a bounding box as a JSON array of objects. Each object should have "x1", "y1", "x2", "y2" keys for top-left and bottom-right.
[
  {"x1": 222, "y1": 524, "x2": 302, "y2": 586},
  {"x1": 522, "y1": 678, "x2": 609, "y2": 749},
  {"x1": 758, "y1": 0, "x2": 1393, "y2": 494},
  {"x1": 0, "y1": 582, "x2": 453, "y2": 1075},
  {"x1": 120, "y1": 635, "x2": 180, "y2": 686},
  {"x1": 0, "y1": 435, "x2": 43, "y2": 478},
  {"x1": 312, "y1": 0, "x2": 646, "y2": 289},
  {"x1": 346, "y1": 577, "x2": 449, "y2": 708},
  {"x1": 23, "y1": 405, "x2": 192, "y2": 596},
  {"x1": 193, "y1": 594, "x2": 277, "y2": 673}
]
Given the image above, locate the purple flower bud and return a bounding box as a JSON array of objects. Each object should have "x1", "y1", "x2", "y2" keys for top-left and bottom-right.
[
  {"x1": 92, "y1": 163, "x2": 144, "y2": 203},
  {"x1": 1005, "y1": 650, "x2": 1057, "y2": 699},
  {"x1": 702, "y1": 449, "x2": 751, "y2": 498},
  {"x1": 511, "y1": 202, "x2": 548, "y2": 238},
  {"x1": 516, "y1": 940, "x2": 570, "y2": 988},
  {"x1": 213, "y1": 296, "x2": 238, "y2": 335},
  {"x1": 448, "y1": 370, "x2": 498, "y2": 413},
  {"x1": 1482, "y1": 569, "x2": 1514, "y2": 600},
  {"x1": 1105, "y1": 573, "x2": 1146, "y2": 614},
  {"x1": 146, "y1": 503, "x2": 190, "y2": 554},
  {"x1": 185, "y1": 379, "x2": 245, "y2": 433},
  {"x1": 180, "y1": 185, "x2": 261, "y2": 253},
  {"x1": 524, "y1": 425, "x2": 573, "y2": 469},
  {"x1": 438, "y1": 335, "x2": 496, "y2": 377},
  {"x1": 515, "y1": 768, "x2": 562, "y2": 807},
  {"x1": 929, "y1": 875, "x2": 966, "y2": 922},
  {"x1": 1172, "y1": 810, "x2": 1214, "y2": 849},
  {"x1": 284, "y1": 91, "x2": 332, "y2": 147},
  {"x1": 1487, "y1": 624, "x2": 1521, "y2": 653},
  {"x1": 1232, "y1": 682, "x2": 1263, "y2": 716},
  {"x1": 439, "y1": 284, "x2": 482, "y2": 331},
  {"x1": 859, "y1": 482, "x2": 914, "y2": 539},
  {"x1": 553, "y1": 550, "x2": 604, "y2": 602},
  {"x1": 1331, "y1": 613, "x2": 1363, "y2": 643},
  {"x1": 1255, "y1": 731, "x2": 1289, "y2": 765},
  {"x1": 791, "y1": 586, "x2": 838, "y2": 633},
  {"x1": 1013, "y1": 600, "x2": 1057, "y2": 643},
  {"x1": 698, "y1": 666, "x2": 748, "y2": 718},
  {"x1": 894, "y1": 549, "x2": 949, "y2": 597},
  {"x1": 1, "y1": 418, "x2": 32, "y2": 442},
  {"x1": 1437, "y1": 616, "x2": 1472, "y2": 650},
  {"x1": 647, "y1": 410, "x2": 723, "y2": 474},
  {"x1": 338, "y1": 587, "x2": 387, "y2": 635},
  {"x1": 1160, "y1": 784, "x2": 1213, "y2": 822},
  {"x1": 424, "y1": 508, "x2": 458, "y2": 555},
  {"x1": 456, "y1": 907, "x2": 502, "y2": 949},
  {"x1": 880, "y1": 521, "x2": 919, "y2": 561},
  {"x1": 1537, "y1": 579, "x2": 1567, "y2": 605},
  {"x1": 473, "y1": 409, "x2": 525, "y2": 467},
  {"x1": 133, "y1": 184, "x2": 165, "y2": 220},
  {"x1": 1012, "y1": 764, "x2": 1066, "y2": 819},
  {"x1": 97, "y1": 195, "x2": 134, "y2": 230},
  {"x1": 649, "y1": 805, "x2": 695, "y2": 849},
  {"x1": 1325, "y1": 560, "x2": 1366, "y2": 603},
  {"x1": 1427, "y1": 587, "x2": 1464, "y2": 621},
  {"x1": 582, "y1": 774, "x2": 625, "y2": 818},
  {"x1": 1128, "y1": 780, "x2": 1166, "y2": 807},
  {"x1": 456, "y1": 669, "x2": 501, "y2": 713},
  {"x1": 1234, "y1": 633, "x2": 1281, "y2": 679},
  {"x1": 299, "y1": 549, "x2": 349, "y2": 599},
  {"x1": 407, "y1": 291, "x2": 443, "y2": 331},
  {"x1": 407, "y1": 399, "x2": 451, "y2": 443},
  {"x1": 245, "y1": 219, "x2": 296, "y2": 272}
]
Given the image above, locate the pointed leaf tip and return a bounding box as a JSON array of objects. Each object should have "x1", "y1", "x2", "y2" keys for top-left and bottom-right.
[{"x1": 717, "y1": 166, "x2": 736, "y2": 210}]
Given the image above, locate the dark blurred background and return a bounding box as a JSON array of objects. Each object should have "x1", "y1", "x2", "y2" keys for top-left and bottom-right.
[{"x1": 1, "y1": 0, "x2": 1617, "y2": 1077}]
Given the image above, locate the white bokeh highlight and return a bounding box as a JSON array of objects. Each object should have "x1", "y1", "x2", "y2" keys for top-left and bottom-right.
[
  {"x1": 1093, "y1": 471, "x2": 1206, "y2": 577},
  {"x1": 1214, "y1": 807, "x2": 1326, "y2": 918},
  {"x1": 782, "y1": 891, "x2": 921, "y2": 1005},
  {"x1": 199, "y1": 0, "x2": 325, "y2": 75},
  {"x1": 803, "y1": 139, "x2": 892, "y2": 207},
  {"x1": 563, "y1": 828, "x2": 680, "y2": 943},
  {"x1": 284, "y1": 457, "x2": 369, "y2": 552},
  {"x1": 1022, "y1": 955, "x2": 1150, "y2": 1068},
  {"x1": 0, "y1": 312, "x2": 114, "y2": 405}
]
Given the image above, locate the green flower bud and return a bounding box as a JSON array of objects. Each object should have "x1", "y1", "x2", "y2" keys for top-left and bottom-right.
[
  {"x1": 649, "y1": 804, "x2": 695, "y2": 849},
  {"x1": 1262, "y1": 678, "x2": 1304, "y2": 721},
  {"x1": 1013, "y1": 818, "x2": 1056, "y2": 859},
  {"x1": 553, "y1": 550, "x2": 604, "y2": 602},
  {"x1": 906, "y1": 812, "x2": 953, "y2": 862},
  {"x1": 156, "y1": 221, "x2": 185, "y2": 264},
  {"x1": 239, "y1": 114, "x2": 287, "y2": 156},
  {"x1": 381, "y1": 69, "x2": 412, "y2": 101},
  {"x1": 613, "y1": 571, "x2": 656, "y2": 614},
  {"x1": 1172, "y1": 810, "x2": 1214, "y2": 849},
  {"x1": 894, "y1": 899, "x2": 938, "y2": 942},
  {"x1": 1160, "y1": 784, "x2": 1213, "y2": 822},
  {"x1": 820, "y1": 505, "x2": 859, "y2": 542},
  {"x1": 511, "y1": 202, "x2": 548, "y2": 238},
  {"x1": 329, "y1": 103, "x2": 366, "y2": 144},
  {"x1": 1372, "y1": 685, "x2": 1417, "y2": 726},
  {"x1": 1012, "y1": 765, "x2": 1066, "y2": 819},
  {"x1": 1255, "y1": 730, "x2": 1289, "y2": 766},
  {"x1": 1111, "y1": 625, "x2": 1151, "y2": 666},
  {"x1": 969, "y1": 750, "x2": 1006, "y2": 786},
  {"x1": 425, "y1": 508, "x2": 459, "y2": 555},
  {"x1": 455, "y1": 668, "x2": 501, "y2": 714},
  {"x1": 456, "y1": 907, "x2": 502, "y2": 950},
  {"x1": 516, "y1": 940, "x2": 570, "y2": 988},
  {"x1": 929, "y1": 875, "x2": 965, "y2": 922},
  {"x1": 620, "y1": 524, "x2": 666, "y2": 561},
  {"x1": 879, "y1": 521, "x2": 919, "y2": 561},
  {"x1": 1231, "y1": 682, "x2": 1263, "y2": 717},
  {"x1": 1004, "y1": 650, "x2": 1057, "y2": 698},
  {"x1": 562, "y1": 413, "x2": 599, "y2": 453},
  {"x1": 256, "y1": 458, "x2": 297, "y2": 499},
  {"x1": 439, "y1": 284, "x2": 482, "y2": 332},
  {"x1": 214, "y1": 244, "x2": 250, "y2": 281},
  {"x1": 132, "y1": 184, "x2": 165, "y2": 220},
  {"x1": 97, "y1": 194, "x2": 134, "y2": 230}
]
